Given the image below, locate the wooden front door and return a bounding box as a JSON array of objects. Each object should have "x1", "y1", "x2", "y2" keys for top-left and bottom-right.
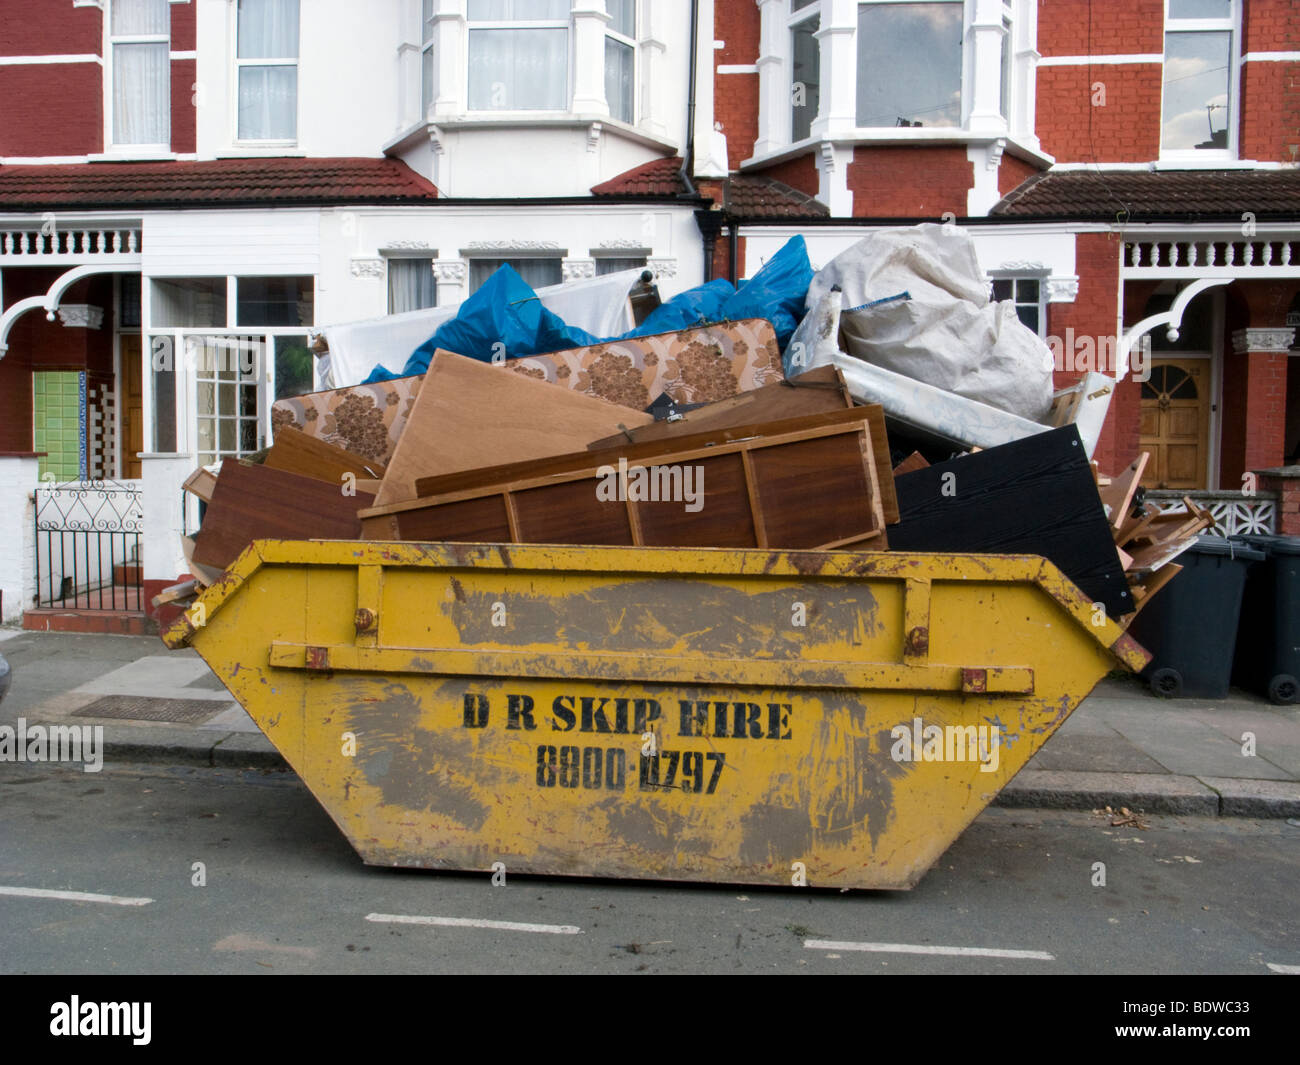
[
  {"x1": 1140, "y1": 357, "x2": 1210, "y2": 489},
  {"x1": 121, "y1": 335, "x2": 143, "y2": 479}
]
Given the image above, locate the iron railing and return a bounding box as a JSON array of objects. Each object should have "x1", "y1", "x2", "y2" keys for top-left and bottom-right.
[{"x1": 34, "y1": 480, "x2": 144, "y2": 611}]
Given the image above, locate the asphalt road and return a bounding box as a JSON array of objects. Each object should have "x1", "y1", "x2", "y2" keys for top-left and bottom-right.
[{"x1": 1, "y1": 760, "x2": 1296, "y2": 976}]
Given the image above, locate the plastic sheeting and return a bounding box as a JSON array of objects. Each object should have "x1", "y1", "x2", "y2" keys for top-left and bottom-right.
[
  {"x1": 322, "y1": 268, "x2": 643, "y2": 387},
  {"x1": 803, "y1": 224, "x2": 1056, "y2": 422}
]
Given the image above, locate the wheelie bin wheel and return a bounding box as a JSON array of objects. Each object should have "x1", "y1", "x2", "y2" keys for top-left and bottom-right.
[
  {"x1": 1149, "y1": 667, "x2": 1183, "y2": 698},
  {"x1": 1268, "y1": 674, "x2": 1299, "y2": 705}
]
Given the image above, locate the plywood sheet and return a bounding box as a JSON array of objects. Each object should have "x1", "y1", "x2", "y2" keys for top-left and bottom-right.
[
  {"x1": 370, "y1": 350, "x2": 653, "y2": 509},
  {"x1": 264, "y1": 426, "x2": 386, "y2": 483},
  {"x1": 192, "y1": 461, "x2": 374, "y2": 572}
]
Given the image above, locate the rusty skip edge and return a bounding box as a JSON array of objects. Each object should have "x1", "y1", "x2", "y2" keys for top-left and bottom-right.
[{"x1": 160, "y1": 539, "x2": 1152, "y2": 673}]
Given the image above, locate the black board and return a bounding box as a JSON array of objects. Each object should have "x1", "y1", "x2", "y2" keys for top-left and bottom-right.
[{"x1": 890, "y1": 425, "x2": 1133, "y2": 617}]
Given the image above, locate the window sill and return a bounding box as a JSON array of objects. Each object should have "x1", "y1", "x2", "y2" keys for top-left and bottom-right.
[
  {"x1": 224, "y1": 144, "x2": 303, "y2": 156},
  {"x1": 741, "y1": 130, "x2": 1053, "y2": 169},
  {"x1": 89, "y1": 150, "x2": 178, "y2": 162},
  {"x1": 387, "y1": 113, "x2": 678, "y2": 154},
  {"x1": 1154, "y1": 154, "x2": 1246, "y2": 169}
]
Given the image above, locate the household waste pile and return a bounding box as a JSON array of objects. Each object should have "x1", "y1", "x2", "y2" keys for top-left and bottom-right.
[{"x1": 158, "y1": 225, "x2": 1210, "y2": 626}]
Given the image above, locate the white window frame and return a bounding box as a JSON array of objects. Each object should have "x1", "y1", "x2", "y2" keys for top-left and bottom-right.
[
  {"x1": 232, "y1": 0, "x2": 301, "y2": 147},
  {"x1": 1159, "y1": 0, "x2": 1240, "y2": 163},
  {"x1": 464, "y1": 1, "x2": 571, "y2": 114},
  {"x1": 989, "y1": 271, "x2": 1047, "y2": 338},
  {"x1": 605, "y1": 1, "x2": 637, "y2": 125},
  {"x1": 786, "y1": 1, "x2": 820, "y2": 144},
  {"x1": 103, "y1": 0, "x2": 172, "y2": 153},
  {"x1": 421, "y1": 0, "x2": 437, "y2": 121}
]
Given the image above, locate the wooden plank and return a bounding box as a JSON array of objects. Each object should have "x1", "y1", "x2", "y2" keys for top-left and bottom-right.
[
  {"x1": 182, "y1": 467, "x2": 217, "y2": 504},
  {"x1": 1125, "y1": 563, "x2": 1184, "y2": 620},
  {"x1": 192, "y1": 461, "x2": 374, "y2": 571},
  {"x1": 892, "y1": 451, "x2": 930, "y2": 477},
  {"x1": 890, "y1": 426, "x2": 1135, "y2": 617},
  {"x1": 369, "y1": 417, "x2": 888, "y2": 552},
  {"x1": 263, "y1": 426, "x2": 386, "y2": 483},
  {"x1": 1099, "y1": 453, "x2": 1149, "y2": 531},
  {"x1": 180, "y1": 534, "x2": 223, "y2": 587},
  {"x1": 151, "y1": 580, "x2": 198, "y2": 608},
  {"x1": 369, "y1": 350, "x2": 653, "y2": 510}
]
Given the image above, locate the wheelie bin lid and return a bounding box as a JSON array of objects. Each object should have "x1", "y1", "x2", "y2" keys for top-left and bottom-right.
[
  {"x1": 1229, "y1": 533, "x2": 1300, "y2": 556},
  {"x1": 1186, "y1": 535, "x2": 1265, "y2": 561}
]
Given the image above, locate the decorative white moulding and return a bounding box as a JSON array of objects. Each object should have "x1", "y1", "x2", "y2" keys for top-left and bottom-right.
[
  {"x1": 1232, "y1": 328, "x2": 1295, "y2": 355},
  {"x1": 647, "y1": 257, "x2": 677, "y2": 279},
  {"x1": 350, "y1": 258, "x2": 385, "y2": 280},
  {"x1": 58, "y1": 304, "x2": 104, "y2": 329},
  {"x1": 1046, "y1": 276, "x2": 1080, "y2": 303}
]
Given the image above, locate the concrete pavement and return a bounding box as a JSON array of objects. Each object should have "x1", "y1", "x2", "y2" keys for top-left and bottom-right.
[{"x1": 2, "y1": 627, "x2": 1299, "y2": 817}]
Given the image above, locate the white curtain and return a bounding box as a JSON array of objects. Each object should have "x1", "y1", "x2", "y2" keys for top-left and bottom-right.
[
  {"x1": 112, "y1": 0, "x2": 168, "y2": 35},
  {"x1": 114, "y1": 43, "x2": 170, "y2": 145},
  {"x1": 237, "y1": 0, "x2": 299, "y2": 58},
  {"x1": 239, "y1": 66, "x2": 297, "y2": 139},
  {"x1": 238, "y1": 0, "x2": 299, "y2": 139},
  {"x1": 468, "y1": 28, "x2": 566, "y2": 109},
  {"x1": 388, "y1": 259, "x2": 438, "y2": 315},
  {"x1": 469, "y1": 258, "x2": 563, "y2": 292},
  {"x1": 469, "y1": 0, "x2": 569, "y2": 20}
]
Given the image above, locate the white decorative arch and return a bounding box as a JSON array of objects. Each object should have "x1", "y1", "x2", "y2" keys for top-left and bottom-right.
[
  {"x1": 0, "y1": 265, "x2": 138, "y2": 357},
  {"x1": 1116, "y1": 277, "x2": 1233, "y2": 381}
]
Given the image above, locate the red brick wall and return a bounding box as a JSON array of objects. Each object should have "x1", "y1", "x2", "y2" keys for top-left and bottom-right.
[
  {"x1": 1242, "y1": 0, "x2": 1298, "y2": 51},
  {"x1": 1240, "y1": 59, "x2": 1300, "y2": 163},
  {"x1": 1037, "y1": 0, "x2": 1163, "y2": 58},
  {"x1": 1036, "y1": 64, "x2": 1163, "y2": 163},
  {"x1": 0, "y1": 63, "x2": 104, "y2": 156},
  {"x1": 713, "y1": 0, "x2": 760, "y2": 170},
  {"x1": 847, "y1": 147, "x2": 971, "y2": 218},
  {"x1": 998, "y1": 154, "x2": 1041, "y2": 198},
  {"x1": 755, "y1": 152, "x2": 819, "y2": 199},
  {"x1": 1046, "y1": 233, "x2": 1136, "y2": 474},
  {"x1": 171, "y1": 1, "x2": 197, "y2": 51},
  {"x1": 171, "y1": 58, "x2": 197, "y2": 154},
  {"x1": 0, "y1": 0, "x2": 103, "y2": 56},
  {"x1": 1259, "y1": 471, "x2": 1300, "y2": 536}
]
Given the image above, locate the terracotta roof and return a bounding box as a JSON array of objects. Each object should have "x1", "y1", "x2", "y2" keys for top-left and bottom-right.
[
  {"x1": 591, "y1": 155, "x2": 689, "y2": 198},
  {"x1": 992, "y1": 168, "x2": 1300, "y2": 222},
  {"x1": 0, "y1": 157, "x2": 440, "y2": 210},
  {"x1": 592, "y1": 156, "x2": 828, "y2": 218},
  {"x1": 725, "y1": 174, "x2": 828, "y2": 220}
]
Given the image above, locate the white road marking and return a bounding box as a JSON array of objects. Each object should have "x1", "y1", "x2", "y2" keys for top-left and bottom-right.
[
  {"x1": 366, "y1": 912, "x2": 582, "y2": 935},
  {"x1": 805, "y1": 938, "x2": 1054, "y2": 961},
  {"x1": 0, "y1": 885, "x2": 153, "y2": 907},
  {"x1": 1266, "y1": 962, "x2": 1300, "y2": 974}
]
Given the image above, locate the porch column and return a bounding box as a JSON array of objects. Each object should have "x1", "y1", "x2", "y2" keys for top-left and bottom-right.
[
  {"x1": 1231, "y1": 327, "x2": 1294, "y2": 473},
  {"x1": 1256, "y1": 467, "x2": 1300, "y2": 537},
  {"x1": 0, "y1": 455, "x2": 39, "y2": 623},
  {"x1": 139, "y1": 453, "x2": 192, "y2": 611}
]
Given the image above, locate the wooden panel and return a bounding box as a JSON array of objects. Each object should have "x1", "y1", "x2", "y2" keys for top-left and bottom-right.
[
  {"x1": 366, "y1": 416, "x2": 888, "y2": 554},
  {"x1": 513, "y1": 481, "x2": 636, "y2": 546},
  {"x1": 398, "y1": 406, "x2": 894, "y2": 513},
  {"x1": 371, "y1": 350, "x2": 652, "y2": 509},
  {"x1": 891, "y1": 426, "x2": 1134, "y2": 617},
  {"x1": 193, "y1": 461, "x2": 374, "y2": 571},
  {"x1": 264, "y1": 426, "x2": 386, "y2": 483},
  {"x1": 393, "y1": 495, "x2": 512, "y2": 544},
  {"x1": 635, "y1": 454, "x2": 758, "y2": 548},
  {"x1": 749, "y1": 435, "x2": 879, "y2": 548}
]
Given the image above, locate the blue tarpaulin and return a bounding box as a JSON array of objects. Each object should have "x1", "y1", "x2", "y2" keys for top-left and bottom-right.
[{"x1": 362, "y1": 235, "x2": 814, "y2": 386}]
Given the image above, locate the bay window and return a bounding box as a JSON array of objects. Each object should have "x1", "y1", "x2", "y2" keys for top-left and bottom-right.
[
  {"x1": 237, "y1": 0, "x2": 300, "y2": 142},
  {"x1": 1161, "y1": 0, "x2": 1237, "y2": 155},
  {"x1": 856, "y1": 1, "x2": 963, "y2": 128},
  {"x1": 388, "y1": 259, "x2": 438, "y2": 314},
  {"x1": 467, "y1": 0, "x2": 569, "y2": 112},
  {"x1": 469, "y1": 257, "x2": 563, "y2": 292},
  {"x1": 110, "y1": 0, "x2": 170, "y2": 147}
]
